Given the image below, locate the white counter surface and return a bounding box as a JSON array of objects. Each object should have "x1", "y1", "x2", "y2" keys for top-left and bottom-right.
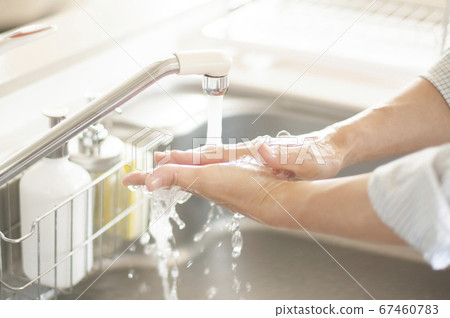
[{"x1": 0, "y1": 0, "x2": 434, "y2": 163}]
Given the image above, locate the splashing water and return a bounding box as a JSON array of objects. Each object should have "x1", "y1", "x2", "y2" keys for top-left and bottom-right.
[
  {"x1": 206, "y1": 286, "x2": 218, "y2": 299},
  {"x1": 149, "y1": 186, "x2": 191, "y2": 300},
  {"x1": 130, "y1": 188, "x2": 249, "y2": 299},
  {"x1": 232, "y1": 277, "x2": 241, "y2": 294},
  {"x1": 228, "y1": 213, "x2": 244, "y2": 258},
  {"x1": 128, "y1": 185, "x2": 147, "y2": 192},
  {"x1": 228, "y1": 213, "x2": 244, "y2": 295},
  {"x1": 193, "y1": 202, "x2": 215, "y2": 242},
  {"x1": 131, "y1": 185, "x2": 190, "y2": 300},
  {"x1": 194, "y1": 208, "x2": 246, "y2": 298},
  {"x1": 245, "y1": 282, "x2": 252, "y2": 293}
]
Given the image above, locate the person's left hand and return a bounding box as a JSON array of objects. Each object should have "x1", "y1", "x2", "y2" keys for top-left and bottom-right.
[
  {"x1": 122, "y1": 161, "x2": 308, "y2": 228},
  {"x1": 153, "y1": 129, "x2": 344, "y2": 181}
]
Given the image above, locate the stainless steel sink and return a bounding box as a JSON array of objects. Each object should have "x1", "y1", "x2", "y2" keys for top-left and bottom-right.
[{"x1": 60, "y1": 95, "x2": 450, "y2": 300}]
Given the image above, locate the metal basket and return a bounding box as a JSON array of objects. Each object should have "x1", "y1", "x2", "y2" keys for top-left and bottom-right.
[{"x1": 0, "y1": 127, "x2": 172, "y2": 299}]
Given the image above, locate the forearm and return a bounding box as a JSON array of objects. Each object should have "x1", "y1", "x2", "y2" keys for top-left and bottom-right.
[
  {"x1": 327, "y1": 78, "x2": 450, "y2": 169},
  {"x1": 281, "y1": 174, "x2": 405, "y2": 244}
]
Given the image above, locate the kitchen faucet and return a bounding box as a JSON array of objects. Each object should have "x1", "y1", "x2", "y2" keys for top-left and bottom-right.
[{"x1": 0, "y1": 50, "x2": 232, "y2": 186}]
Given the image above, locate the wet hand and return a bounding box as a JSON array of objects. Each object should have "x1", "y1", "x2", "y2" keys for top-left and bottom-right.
[
  {"x1": 122, "y1": 161, "x2": 309, "y2": 228},
  {"x1": 154, "y1": 128, "x2": 345, "y2": 180}
]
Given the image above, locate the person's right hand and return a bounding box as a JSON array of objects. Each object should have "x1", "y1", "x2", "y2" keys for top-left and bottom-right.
[
  {"x1": 122, "y1": 160, "x2": 305, "y2": 228},
  {"x1": 155, "y1": 127, "x2": 346, "y2": 180}
]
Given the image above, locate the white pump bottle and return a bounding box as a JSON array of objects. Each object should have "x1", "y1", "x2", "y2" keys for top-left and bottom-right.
[{"x1": 20, "y1": 108, "x2": 93, "y2": 289}]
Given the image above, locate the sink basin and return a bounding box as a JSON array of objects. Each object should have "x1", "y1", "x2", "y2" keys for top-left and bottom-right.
[{"x1": 60, "y1": 96, "x2": 450, "y2": 300}]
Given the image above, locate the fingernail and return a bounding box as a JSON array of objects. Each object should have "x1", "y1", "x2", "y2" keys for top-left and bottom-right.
[{"x1": 150, "y1": 177, "x2": 163, "y2": 190}]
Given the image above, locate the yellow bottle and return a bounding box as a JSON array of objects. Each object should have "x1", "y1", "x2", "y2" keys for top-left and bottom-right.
[{"x1": 69, "y1": 123, "x2": 141, "y2": 253}]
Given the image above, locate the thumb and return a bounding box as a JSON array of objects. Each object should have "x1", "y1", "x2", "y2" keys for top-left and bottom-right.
[{"x1": 258, "y1": 143, "x2": 300, "y2": 171}]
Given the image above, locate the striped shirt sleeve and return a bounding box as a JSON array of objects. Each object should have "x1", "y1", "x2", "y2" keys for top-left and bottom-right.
[
  {"x1": 368, "y1": 52, "x2": 450, "y2": 270},
  {"x1": 423, "y1": 49, "x2": 450, "y2": 106},
  {"x1": 368, "y1": 144, "x2": 450, "y2": 270}
]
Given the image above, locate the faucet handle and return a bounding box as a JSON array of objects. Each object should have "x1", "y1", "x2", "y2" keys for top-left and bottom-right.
[
  {"x1": 0, "y1": 24, "x2": 57, "y2": 55},
  {"x1": 174, "y1": 50, "x2": 232, "y2": 77}
]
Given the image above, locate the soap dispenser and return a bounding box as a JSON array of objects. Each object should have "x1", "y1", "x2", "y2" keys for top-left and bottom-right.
[
  {"x1": 69, "y1": 122, "x2": 143, "y2": 246},
  {"x1": 20, "y1": 108, "x2": 93, "y2": 289}
]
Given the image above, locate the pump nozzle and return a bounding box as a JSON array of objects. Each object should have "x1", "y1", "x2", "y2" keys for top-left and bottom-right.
[{"x1": 43, "y1": 107, "x2": 69, "y2": 158}]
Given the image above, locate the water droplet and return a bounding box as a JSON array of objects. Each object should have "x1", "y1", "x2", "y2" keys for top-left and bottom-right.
[
  {"x1": 186, "y1": 260, "x2": 193, "y2": 268},
  {"x1": 193, "y1": 231, "x2": 205, "y2": 242},
  {"x1": 216, "y1": 205, "x2": 225, "y2": 216},
  {"x1": 227, "y1": 220, "x2": 239, "y2": 232},
  {"x1": 129, "y1": 245, "x2": 136, "y2": 252},
  {"x1": 127, "y1": 269, "x2": 135, "y2": 279},
  {"x1": 176, "y1": 191, "x2": 192, "y2": 204},
  {"x1": 231, "y1": 231, "x2": 243, "y2": 258},
  {"x1": 171, "y1": 266, "x2": 179, "y2": 279},
  {"x1": 216, "y1": 241, "x2": 222, "y2": 248},
  {"x1": 193, "y1": 205, "x2": 215, "y2": 242},
  {"x1": 127, "y1": 185, "x2": 138, "y2": 192},
  {"x1": 139, "y1": 282, "x2": 149, "y2": 294},
  {"x1": 171, "y1": 212, "x2": 186, "y2": 230},
  {"x1": 128, "y1": 185, "x2": 146, "y2": 192},
  {"x1": 232, "y1": 277, "x2": 241, "y2": 294},
  {"x1": 143, "y1": 243, "x2": 153, "y2": 255},
  {"x1": 245, "y1": 282, "x2": 252, "y2": 293},
  {"x1": 206, "y1": 286, "x2": 218, "y2": 299},
  {"x1": 204, "y1": 267, "x2": 210, "y2": 275},
  {"x1": 231, "y1": 262, "x2": 237, "y2": 272},
  {"x1": 139, "y1": 232, "x2": 150, "y2": 245}
]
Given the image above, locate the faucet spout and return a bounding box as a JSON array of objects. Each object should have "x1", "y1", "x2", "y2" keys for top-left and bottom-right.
[
  {"x1": 174, "y1": 50, "x2": 232, "y2": 96},
  {"x1": 0, "y1": 50, "x2": 232, "y2": 186}
]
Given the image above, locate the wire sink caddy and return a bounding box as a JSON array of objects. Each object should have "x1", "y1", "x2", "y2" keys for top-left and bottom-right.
[{"x1": 0, "y1": 127, "x2": 173, "y2": 299}]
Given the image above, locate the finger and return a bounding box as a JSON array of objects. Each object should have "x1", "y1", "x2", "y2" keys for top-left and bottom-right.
[
  {"x1": 145, "y1": 164, "x2": 207, "y2": 192},
  {"x1": 154, "y1": 143, "x2": 264, "y2": 166},
  {"x1": 148, "y1": 163, "x2": 267, "y2": 199},
  {"x1": 259, "y1": 143, "x2": 300, "y2": 169},
  {"x1": 122, "y1": 166, "x2": 205, "y2": 192},
  {"x1": 154, "y1": 150, "x2": 186, "y2": 165},
  {"x1": 147, "y1": 163, "x2": 276, "y2": 216},
  {"x1": 122, "y1": 171, "x2": 148, "y2": 186},
  {"x1": 123, "y1": 163, "x2": 287, "y2": 222}
]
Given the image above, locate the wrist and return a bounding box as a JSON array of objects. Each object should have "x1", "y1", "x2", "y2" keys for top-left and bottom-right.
[
  {"x1": 321, "y1": 124, "x2": 353, "y2": 170},
  {"x1": 264, "y1": 180, "x2": 314, "y2": 229}
]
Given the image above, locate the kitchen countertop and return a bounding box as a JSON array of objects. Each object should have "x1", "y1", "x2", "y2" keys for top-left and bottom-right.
[{"x1": 0, "y1": 0, "x2": 437, "y2": 162}]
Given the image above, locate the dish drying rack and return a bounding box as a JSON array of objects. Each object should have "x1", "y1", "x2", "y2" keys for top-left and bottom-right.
[
  {"x1": 206, "y1": 0, "x2": 450, "y2": 72},
  {"x1": 0, "y1": 127, "x2": 172, "y2": 299}
]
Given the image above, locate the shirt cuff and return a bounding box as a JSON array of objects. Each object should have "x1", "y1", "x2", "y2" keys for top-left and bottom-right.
[
  {"x1": 422, "y1": 49, "x2": 450, "y2": 107},
  {"x1": 368, "y1": 144, "x2": 450, "y2": 270}
]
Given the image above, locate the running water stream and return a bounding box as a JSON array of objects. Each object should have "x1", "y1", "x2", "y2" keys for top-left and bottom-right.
[
  {"x1": 127, "y1": 95, "x2": 239, "y2": 299},
  {"x1": 205, "y1": 95, "x2": 223, "y2": 147}
]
